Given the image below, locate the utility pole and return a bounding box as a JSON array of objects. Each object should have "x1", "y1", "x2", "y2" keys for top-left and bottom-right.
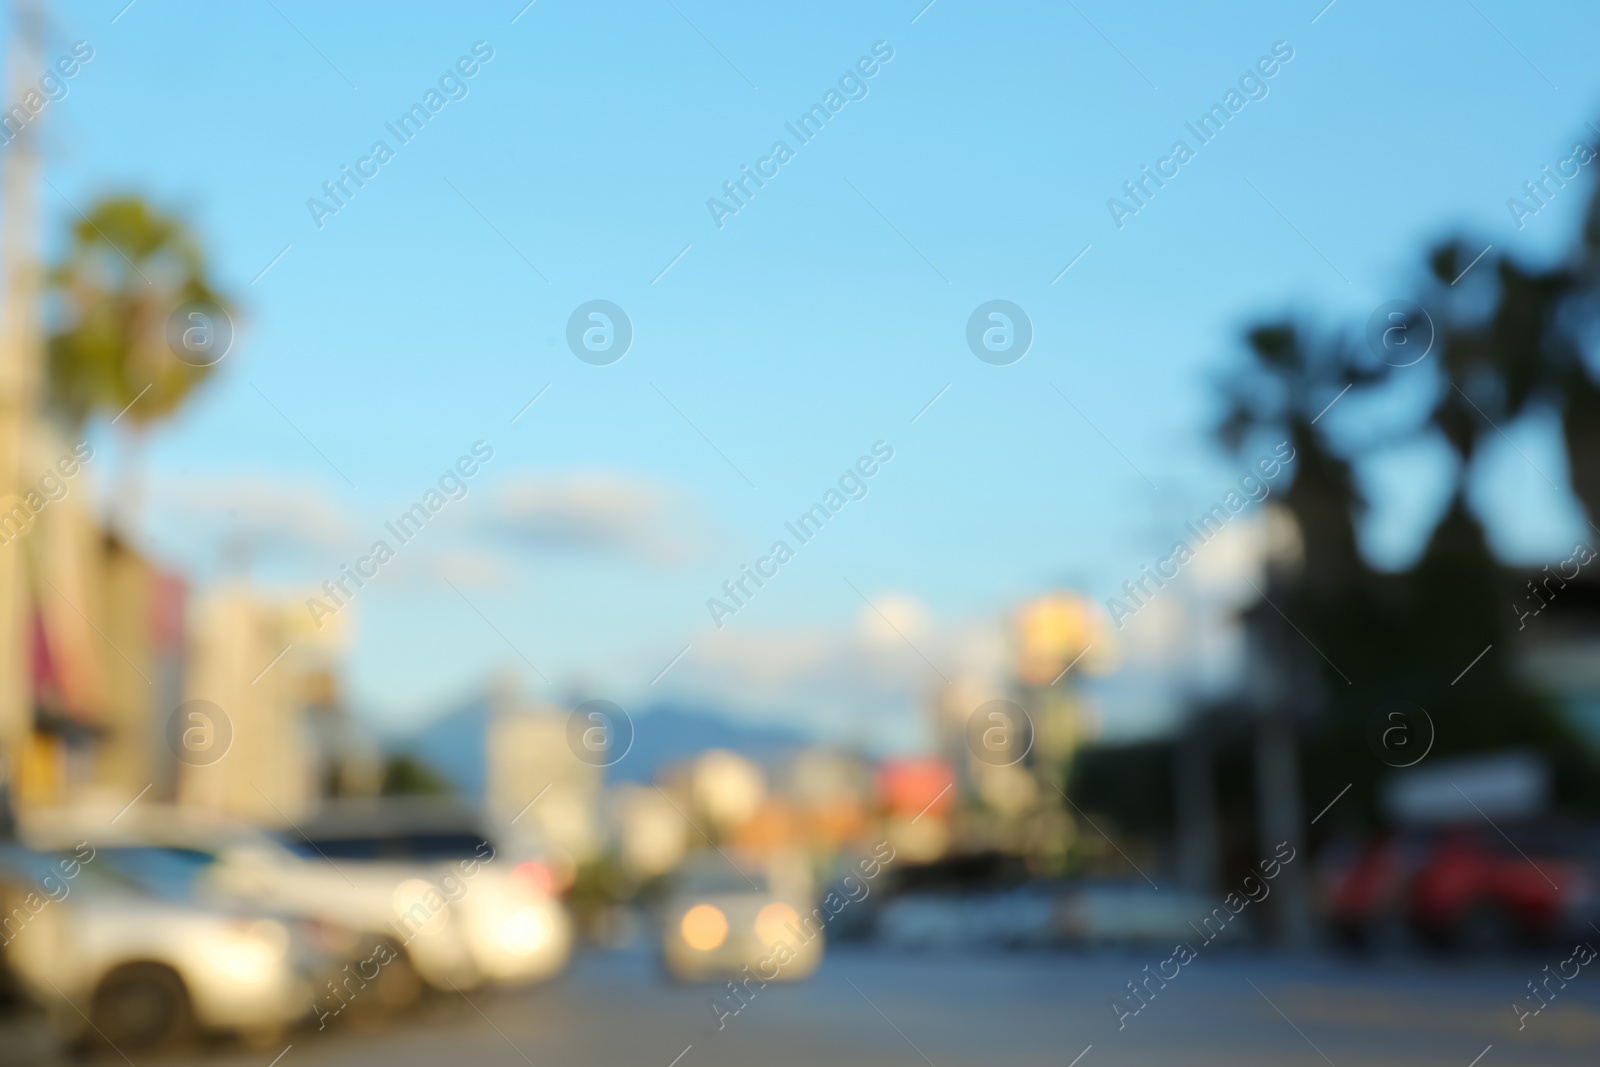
[
  {"x1": 0, "y1": 0, "x2": 45, "y2": 806},
  {"x1": 1173, "y1": 711, "x2": 1219, "y2": 894},
  {"x1": 1254, "y1": 593, "x2": 1314, "y2": 948}
]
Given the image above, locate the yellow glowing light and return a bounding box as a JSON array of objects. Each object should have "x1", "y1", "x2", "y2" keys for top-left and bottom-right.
[
  {"x1": 754, "y1": 902, "x2": 800, "y2": 948},
  {"x1": 680, "y1": 904, "x2": 728, "y2": 951},
  {"x1": 204, "y1": 920, "x2": 288, "y2": 983},
  {"x1": 1015, "y1": 593, "x2": 1098, "y2": 685},
  {"x1": 498, "y1": 906, "x2": 552, "y2": 956}
]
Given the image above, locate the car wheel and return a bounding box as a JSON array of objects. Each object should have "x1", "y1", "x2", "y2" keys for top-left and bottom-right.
[
  {"x1": 372, "y1": 944, "x2": 423, "y2": 1009},
  {"x1": 89, "y1": 963, "x2": 194, "y2": 1052}
]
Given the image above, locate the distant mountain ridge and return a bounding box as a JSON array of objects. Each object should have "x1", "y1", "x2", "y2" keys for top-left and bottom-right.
[
  {"x1": 399, "y1": 698, "x2": 816, "y2": 801},
  {"x1": 604, "y1": 705, "x2": 814, "y2": 786}
]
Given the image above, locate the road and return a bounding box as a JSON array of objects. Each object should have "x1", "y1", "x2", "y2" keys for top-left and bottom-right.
[{"x1": 4, "y1": 944, "x2": 1598, "y2": 1067}]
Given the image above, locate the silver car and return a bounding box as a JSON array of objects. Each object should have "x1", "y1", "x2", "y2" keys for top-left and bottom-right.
[
  {"x1": 659, "y1": 854, "x2": 823, "y2": 983},
  {"x1": 0, "y1": 843, "x2": 330, "y2": 1051},
  {"x1": 23, "y1": 801, "x2": 571, "y2": 1016}
]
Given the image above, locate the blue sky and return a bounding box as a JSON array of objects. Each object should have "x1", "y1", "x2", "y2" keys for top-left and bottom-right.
[{"x1": 25, "y1": 0, "x2": 1600, "y2": 747}]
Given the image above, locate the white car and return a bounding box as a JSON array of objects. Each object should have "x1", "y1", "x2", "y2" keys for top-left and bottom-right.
[
  {"x1": 0, "y1": 843, "x2": 328, "y2": 1051},
  {"x1": 266, "y1": 800, "x2": 572, "y2": 990},
  {"x1": 659, "y1": 854, "x2": 822, "y2": 983},
  {"x1": 22, "y1": 801, "x2": 571, "y2": 1009}
]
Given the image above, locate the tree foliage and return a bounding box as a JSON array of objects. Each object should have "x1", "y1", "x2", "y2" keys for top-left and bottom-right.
[
  {"x1": 1214, "y1": 134, "x2": 1600, "y2": 821},
  {"x1": 45, "y1": 196, "x2": 231, "y2": 429},
  {"x1": 379, "y1": 754, "x2": 454, "y2": 797}
]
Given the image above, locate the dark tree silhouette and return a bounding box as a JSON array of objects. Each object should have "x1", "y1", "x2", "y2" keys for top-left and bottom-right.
[{"x1": 1212, "y1": 136, "x2": 1600, "y2": 824}]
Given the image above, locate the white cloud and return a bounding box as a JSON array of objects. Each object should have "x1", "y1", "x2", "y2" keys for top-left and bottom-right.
[
  {"x1": 380, "y1": 546, "x2": 518, "y2": 590},
  {"x1": 147, "y1": 472, "x2": 358, "y2": 559},
  {"x1": 856, "y1": 591, "x2": 931, "y2": 647},
  {"x1": 483, "y1": 470, "x2": 703, "y2": 565},
  {"x1": 657, "y1": 594, "x2": 992, "y2": 752}
]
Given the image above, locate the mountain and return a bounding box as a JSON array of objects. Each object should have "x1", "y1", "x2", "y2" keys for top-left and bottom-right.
[
  {"x1": 403, "y1": 692, "x2": 492, "y2": 800},
  {"x1": 608, "y1": 704, "x2": 815, "y2": 785},
  {"x1": 395, "y1": 696, "x2": 817, "y2": 800}
]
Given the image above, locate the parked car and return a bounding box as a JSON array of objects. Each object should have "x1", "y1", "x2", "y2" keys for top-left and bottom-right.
[
  {"x1": 0, "y1": 842, "x2": 334, "y2": 1052},
  {"x1": 21, "y1": 801, "x2": 572, "y2": 1004},
  {"x1": 658, "y1": 853, "x2": 821, "y2": 982},
  {"x1": 1326, "y1": 823, "x2": 1600, "y2": 950},
  {"x1": 274, "y1": 799, "x2": 573, "y2": 987}
]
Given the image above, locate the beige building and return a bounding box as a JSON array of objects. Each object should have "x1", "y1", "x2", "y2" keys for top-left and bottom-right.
[
  {"x1": 7, "y1": 430, "x2": 185, "y2": 813},
  {"x1": 487, "y1": 698, "x2": 603, "y2": 863},
  {"x1": 178, "y1": 582, "x2": 349, "y2": 824}
]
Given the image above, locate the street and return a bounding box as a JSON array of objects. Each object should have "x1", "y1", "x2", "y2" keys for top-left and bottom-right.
[{"x1": 7, "y1": 944, "x2": 1596, "y2": 1067}]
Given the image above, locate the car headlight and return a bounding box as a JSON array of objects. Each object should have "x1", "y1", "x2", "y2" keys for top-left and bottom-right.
[
  {"x1": 680, "y1": 904, "x2": 728, "y2": 951},
  {"x1": 755, "y1": 903, "x2": 801, "y2": 948},
  {"x1": 204, "y1": 920, "x2": 289, "y2": 983},
  {"x1": 497, "y1": 905, "x2": 553, "y2": 956}
]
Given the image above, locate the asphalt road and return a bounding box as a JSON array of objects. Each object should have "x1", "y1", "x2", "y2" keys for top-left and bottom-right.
[{"x1": 5, "y1": 944, "x2": 1598, "y2": 1067}]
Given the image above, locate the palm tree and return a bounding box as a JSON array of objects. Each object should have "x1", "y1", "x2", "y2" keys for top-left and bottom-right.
[
  {"x1": 44, "y1": 195, "x2": 233, "y2": 527},
  {"x1": 1212, "y1": 206, "x2": 1600, "y2": 826}
]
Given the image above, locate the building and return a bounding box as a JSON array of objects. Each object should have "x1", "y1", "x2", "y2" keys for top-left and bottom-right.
[
  {"x1": 177, "y1": 581, "x2": 349, "y2": 824},
  {"x1": 10, "y1": 450, "x2": 185, "y2": 812},
  {"x1": 487, "y1": 702, "x2": 603, "y2": 863}
]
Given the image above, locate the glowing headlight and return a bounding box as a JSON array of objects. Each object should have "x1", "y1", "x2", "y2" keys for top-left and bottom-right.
[
  {"x1": 497, "y1": 905, "x2": 552, "y2": 956},
  {"x1": 754, "y1": 903, "x2": 800, "y2": 948},
  {"x1": 680, "y1": 904, "x2": 728, "y2": 951},
  {"x1": 204, "y1": 920, "x2": 288, "y2": 983}
]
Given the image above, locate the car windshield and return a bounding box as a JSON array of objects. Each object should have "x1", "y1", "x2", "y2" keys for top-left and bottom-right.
[
  {"x1": 677, "y1": 865, "x2": 771, "y2": 895},
  {"x1": 92, "y1": 846, "x2": 216, "y2": 900},
  {"x1": 275, "y1": 830, "x2": 493, "y2": 862}
]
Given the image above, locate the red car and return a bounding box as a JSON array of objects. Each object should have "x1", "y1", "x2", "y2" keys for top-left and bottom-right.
[{"x1": 1326, "y1": 824, "x2": 1599, "y2": 951}]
